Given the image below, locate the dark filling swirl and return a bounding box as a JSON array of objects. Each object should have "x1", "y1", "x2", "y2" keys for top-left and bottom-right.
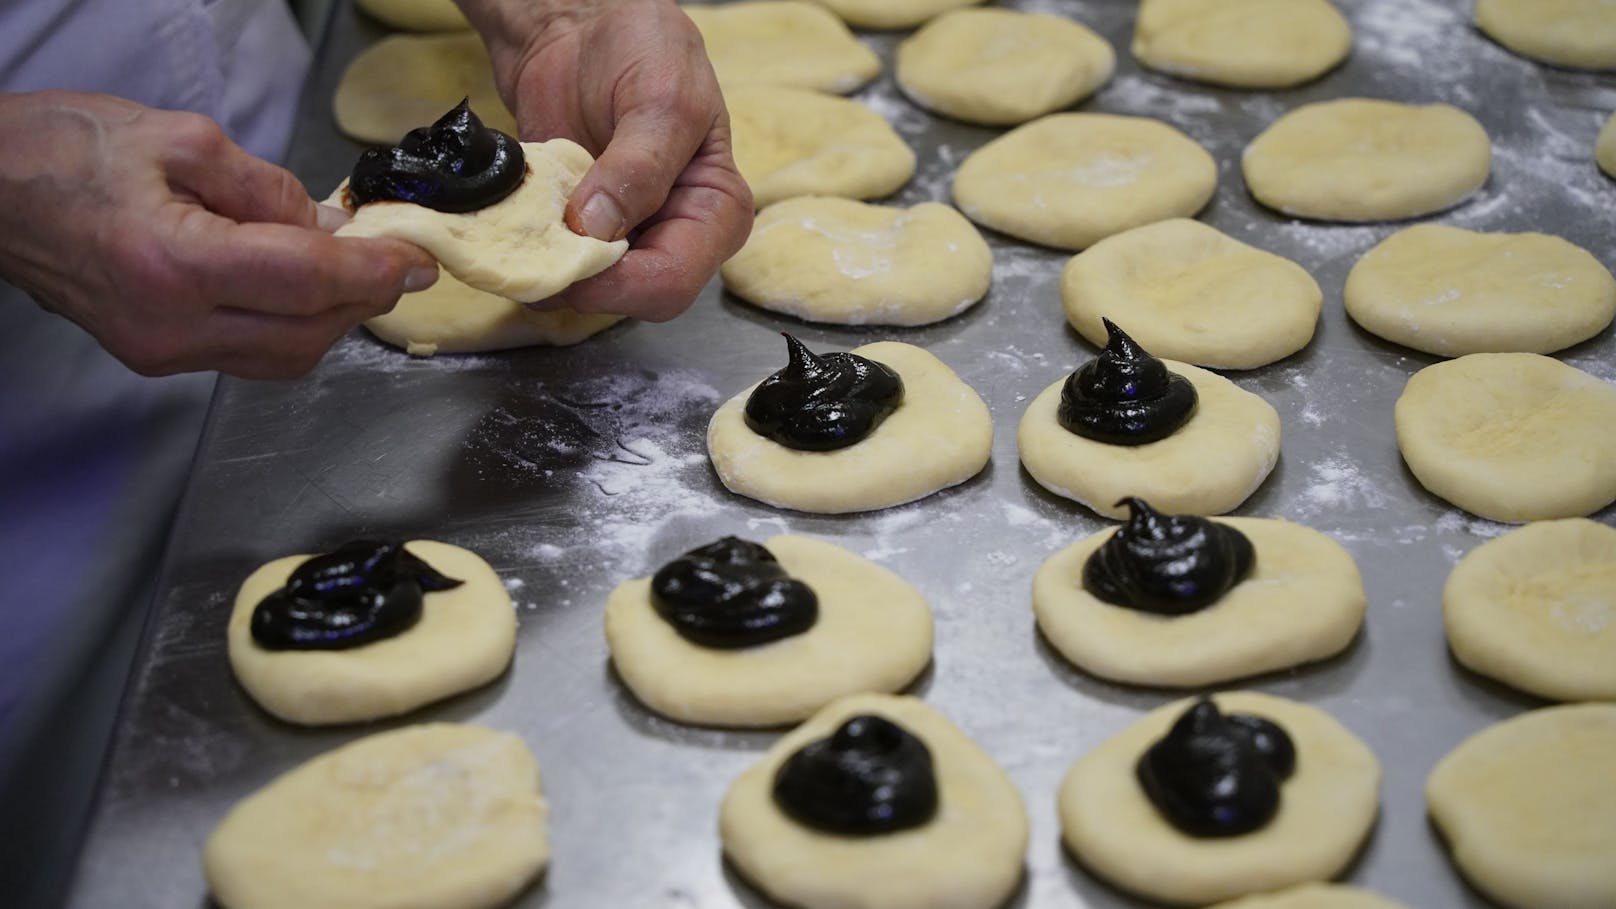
[
  {"x1": 1084, "y1": 498, "x2": 1255, "y2": 615},
  {"x1": 250, "y1": 540, "x2": 463, "y2": 650},
  {"x1": 743, "y1": 334, "x2": 904, "y2": 452},
  {"x1": 348, "y1": 98, "x2": 526, "y2": 213},
  {"x1": 1136, "y1": 698, "x2": 1296, "y2": 838},
  {"x1": 773, "y1": 714, "x2": 939, "y2": 835},
  {"x1": 1058, "y1": 318, "x2": 1197, "y2": 445},
  {"x1": 650, "y1": 537, "x2": 817, "y2": 648}
]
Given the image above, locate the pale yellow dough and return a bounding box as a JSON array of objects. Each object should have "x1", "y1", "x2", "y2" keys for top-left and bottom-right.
[
  {"x1": 807, "y1": 0, "x2": 986, "y2": 31},
  {"x1": 952, "y1": 113, "x2": 1217, "y2": 251},
  {"x1": 1133, "y1": 0, "x2": 1352, "y2": 89},
  {"x1": 720, "y1": 694, "x2": 1028, "y2": 909},
  {"x1": 728, "y1": 85, "x2": 915, "y2": 209},
  {"x1": 1344, "y1": 224, "x2": 1616, "y2": 357},
  {"x1": 1061, "y1": 219, "x2": 1322, "y2": 370},
  {"x1": 1395, "y1": 353, "x2": 1616, "y2": 523},
  {"x1": 1017, "y1": 363, "x2": 1281, "y2": 519},
  {"x1": 1242, "y1": 99, "x2": 1492, "y2": 222},
  {"x1": 332, "y1": 32, "x2": 514, "y2": 145},
  {"x1": 365, "y1": 267, "x2": 622, "y2": 356},
  {"x1": 1207, "y1": 883, "x2": 1413, "y2": 909},
  {"x1": 685, "y1": 1, "x2": 879, "y2": 93},
  {"x1": 708, "y1": 342, "x2": 992, "y2": 514},
  {"x1": 1426, "y1": 703, "x2": 1616, "y2": 909},
  {"x1": 1474, "y1": 0, "x2": 1616, "y2": 71},
  {"x1": 227, "y1": 541, "x2": 515, "y2": 726},
  {"x1": 1034, "y1": 518, "x2": 1365, "y2": 688},
  {"x1": 605, "y1": 535, "x2": 932, "y2": 727},
  {"x1": 720, "y1": 197, "x2": 992, "y2": 326},
  {"x1": 1443, "y1": 518, "x2": 1616, "y2": 702},
  {"x1": 1598, "y1": 112, "x2": 1616, "y2": 178},
  {"x1": 895, "y1": 8, "x2": 1115, "y2": 126},
  {"x1": 1060, "y1": 692, "x2": 1381, "y2": 906},
  {"x1": 204, "y1": 724, "x2": 548, "y2": 909},
  {"x1": 353, "y1": 0, "x2": 470, "y2": 31}
]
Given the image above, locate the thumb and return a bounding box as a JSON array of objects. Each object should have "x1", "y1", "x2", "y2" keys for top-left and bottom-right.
[{"x1": 565, "y1": 103, "x2": 707, "y2": 241}]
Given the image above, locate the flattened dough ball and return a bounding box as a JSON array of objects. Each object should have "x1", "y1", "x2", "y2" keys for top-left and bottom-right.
[
  {"x1": 1395, "y1": 353, "x2": 1616, "y2": 522},
  {"x1": 1474, "y1": 0, "x2": 1616, "y2": 71},
  {"x1": 686, "y1": 1, "x2": 879, "y2": 93},
  {"x1": 809, "y1": 0, "x2": 987, "y2": 31},
  {"x1": 1062, "y1": 219, "x2": 1322, "y2": 370},
  {"x1": 895, "y1": 8, "x2": 1115, "y2": 126},
  {"x1": 1242, "y1": 99, "x2": 1491, "y2": 222},
  {"x1": 227, "y1": 541, "x2": 515, "y2": 725},
  {"x1": 953, "y1": 113, "x2": 1216, "y2": 251},
  {"x1": 354, "y1": 0, "x2": 469, "y2": 31},
  {"x1": 720, "y1": 197, "x2": 992, "y2": 326},
  {"x1": 1034, "y1": 518, "x2": 1365, "y2": 687},
  {"x1": 366, "y1": 267, "x2": 622, "y2": 356},
  {"x1": 720, "y1": 694, "x2": 1028, "y2": 909},
  {"x1": 1060, "y1": 692, "x2": 1381, "y2": 906},
  {"x1": 1018, "y1": 362, "x2": 1281, "y2": 519},
  {"x1": 333, "y1": 32, "x2": 513, "y2": 144},
  {"x1": 204, "y1": 724, "x2": 547, "y2": 909},
  {"x1": 729, "y1": 85, "x2": 916, "y2": 208},
  {"x1": 1444, "y1": 518, "x2": 1616, "y2": 701},
  {"x1": 1344, "y1": 224, "x2": 1616, "y2": 357},
  {"x1": 1132, "y1": 0, "x2": 1352, "y2": 89},
  {"x1": 1426, "y1": 703, "x2": 1616, "y2": 909},
  {"x1": 1208, "y1": 884, "x2": 1413, "y2": 909},
  {"x1": 605, "y1": 536, "x2": 933, "y2": 727},
  {"x1": 1598, "y1": 112, "x2": 1616, "y2": 178},
  {"x1": 708, "y1": 342, "x2": 992, "y2": 513}
]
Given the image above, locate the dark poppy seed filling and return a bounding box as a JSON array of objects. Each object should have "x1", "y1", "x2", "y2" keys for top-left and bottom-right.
[
  {"x1": 1135, "y1": 698, "x2": 1296, "y2": 838},
  {"x1": 1083, "y1": 498, "x2": 1255, "y2": 615},
  {"x1": 650, "y1": 536, "x2": 818, "y2": 648},
  {"x1": 773, "y1": 714, "x2": 939, "y2": 835},
  {"x1": 1058, "y1": 318, "x2": 1197, "y2": 445},
  {"x1": 250, "y1": 540, "x2": 464, "y2": 651},
  {"x1": 743, "y1": 334, "x2": 904, "y2": 451},
  {"x1": 348, "y1": 98, "x2": 526, "y2": 213}
]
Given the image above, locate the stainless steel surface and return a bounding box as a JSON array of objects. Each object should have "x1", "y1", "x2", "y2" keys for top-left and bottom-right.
[{"x1": 67, "y1": 2, "x2": 1616, "y2": 907}]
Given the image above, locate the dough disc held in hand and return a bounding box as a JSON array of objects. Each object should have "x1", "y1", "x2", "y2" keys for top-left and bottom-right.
[
  {"x1": 1474, "y1": 0, "x2": 1616, "y2": 71},
  {"x1": 333, "y1": 32, "x2": 513, "y2": 144},
  {"x1": 810, "y1": 0, "x2": 987, "y2": 31},
  {"x1": 728, "y1": 85, "x2": 915, "y2": 208},
  {"x1": 1132, "y1": 0, "x2": 1352, "y2": 89},
  {"x1": 685, "y1": 1, "x2": 880, "y2": 93},
  {"x1": 365, "y1": 267, "x2": 622, "y2": 356}
]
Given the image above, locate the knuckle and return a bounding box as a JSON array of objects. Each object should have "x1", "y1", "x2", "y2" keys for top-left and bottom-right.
[{"x1": 165, "y1": 112, "x2": 229, "y2": 159}]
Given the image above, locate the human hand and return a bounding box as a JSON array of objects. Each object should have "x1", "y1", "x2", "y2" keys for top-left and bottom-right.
[{"x1": 0, "y1": 91, "x2": 439, "y2": 379}]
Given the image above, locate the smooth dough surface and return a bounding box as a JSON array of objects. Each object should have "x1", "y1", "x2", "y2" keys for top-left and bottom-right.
[
  {"x1": 1060, "y1": 691, "x2": 1381, "y2": 906},
  {"x1": 895, "y1": 8, "x2": 1115, "y2": 126},
  {"x1": 720, "y1": 694, "x2": 1027, "y2": 909},
  {"x1": 1034, "y1": 518, "x2": 1364, "y2": 687},
  {"x1": 1344, "y1": 224, "x2": 1616, "y2": 357},
  {"x1": 1443, "y1": 518, "x2": 1616, "y2": 702},
  {"x1": 808, "y1": 0, "x2": 986, "y2": 30},
  {"x1": 1474, "y1": 0, "x2": 1616, "y2": 70},
  {"x1": 353, "y1": 0, "x2": 470, "y2": 31},
  {"x1": 1208, "y1": 883, "x2": 1413, "y2": 909},
  {"x1": 685, "y1": 1, "x2": 879, "y2": 93},
  {"x1": 1061, "y1": 218, "x2": 1321, "y2": 369},
  {"x1": 605, "y1": 536, "x2": 932, "y2": 727},
  {"x1": 1132, "y1": 0, "x2": 1352, "y2": 88},
  {"x1": 1018, "y1": 362, "x2": 1281, "y2": 519},
  {"x1": 729, "y1": 85, "x2": 915, "y2": 209},
  {"x1": 227, "y1": 540, "x2": 515, "y2": 725},
  {"x1": 720, "y1": 197, "x2": 992, "y2": 326},
  {"x1": 953, "y1": 113, "x2": 1216, "y2": 251},
  {"x1": 332, "y1": 140, "x2": 628, "y2": 303},
  {"x1": 332, "y1": 32, "x2": 514, "y2": 145},
  {"x1": 204, "y1": 724, "x2": 548, "y2": 909},
  {"x1": 365, "y1": 267, "x2": 622, "y2": 355},
  {"x1": 1426, "y1": 703, "x2": 1616, "y2": 909},
  {"x1": 1598, "y1": 112, "x2": 1616, "y2": 178},
  {"x1": 1242, "y1": 99, "x2": 1491, "y2": 222},
  {"x1": 708, "y1": 341, "x2": 992, "y2": 513},
  {"x1": 1395, "y1": 353, "x2": 1616, "y2": 523}
]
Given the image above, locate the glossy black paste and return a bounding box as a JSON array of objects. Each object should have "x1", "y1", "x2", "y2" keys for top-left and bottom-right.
[
  {"x1": 348, "y1": 99, "x2": 525, "y2": 213},
  {"x1": 1083, "y1": 498, "x2": 1255, "y2": 615},
  {"x1": 773, "y1": 714, "x2": 939, "y2": 835},
  {"x1": 1136, "y1": 698, "x2": 1296, "y2": 838},
  {"x1": 250, "y1": 540, "x2": 463, "y2": 651},
  {"x1": 650, "y1": 537, "x2": 817, "y2": 648},
  {"x1": 743, "y1": 334, "x2": 904, "y2": 452},
  {"x1": 1058, "y1": 318, "x2": 1197, "y2": 445}
]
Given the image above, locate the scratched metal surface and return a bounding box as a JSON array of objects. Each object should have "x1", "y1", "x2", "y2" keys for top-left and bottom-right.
[{"x1": 65, "y1": 1, "x2": 1616, "y2": 907}]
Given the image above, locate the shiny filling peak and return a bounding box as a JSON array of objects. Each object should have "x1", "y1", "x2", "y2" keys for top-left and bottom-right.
[
  {"x1": 744, "y1": 334, "x2": 904, "y2": 452},
  {"x1": 348, "y1": 98, "x2": 526, "y2": 213},
  {"x1": 1058, "y1": 318, "x2": 1197, "y2": 446}
]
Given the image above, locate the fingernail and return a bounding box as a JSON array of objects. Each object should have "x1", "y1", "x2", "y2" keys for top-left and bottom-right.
[
  {"x1": 579, "y1": 192, "x2": 626, "y2": 241},
  {"x1": 403, "y1": 265, "x2": 439, "y2": 293},
  {"x1": 316, "y1": 203, "x2": 351, "y2": 232}
]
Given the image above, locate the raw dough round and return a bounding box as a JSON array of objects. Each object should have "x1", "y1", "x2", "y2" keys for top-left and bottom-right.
[
  {"x1": 1132, "y1": 0, "x2": 1352, "y2": 89},
  {"x1": 1598, "y1": 112, "x2": 1616, "y2": 178},
  {"x1": 719, "y1": 197, "x2": 992, "y2": 326},
  {"x1": 605, "y1": 535, "x2": 933, "y2": 727},
  {"x1": 365, "y1": 267, "x2": 622, "y2": 356},
  {"x1": 331, "y1": 140, "x2": 628, "y2": 303},
  {"x1": 952, "y1": 113, "x2": 1217, "y2": 251},
  {"x1": 1061, "y1": 218, "x2": 1322, "y2": 370},
  {"x1": 808, "y1": 0, "x2": 987, "y2": 31},
  {"x1": 1034, "y1": 517, "x2": 1365, "y2": 687},
  {"x1": 227, "y1": 541, "x2": 515, "y2": 725},
  {"x1": 728, "y1": 85, "x2": 916, "y2": 209},
  {"x1": 895, "y1": 8, "x2": 1115, "y2": 127},
  {"x1": 1060, "y1": 691, "x2": 1381, "y2": 906},
  {"x1": 1443, "y1": 518, "x2": 1616, "y2": 702},
  {"x1": 1208, "y1": 883, "x2": 1413, "y2": 909},
  {"x1": 1426, "y1": 703, "x2": 1616, "y2": 909},
  {"x1": 1242, "y1": 99, "x2": 1492, "y2": 222},
  {"x1": 708, "y1": 341, "x2": 992, "y2": 514},
  {"x1": 720, "y1": 693, "x2": 1027, "y2": 909},
  {"x1": 1017, "y1": 362, "x2": 1281, "y2": 519},
  {"x1": 1474, "y1": 0, "x2": 1616, "y2": 71},
  {"x1": 332, "y1": 32, "x2": 514, "y2": 145},
  {"x1": 1395, "y1": 353, "x2": 1616, "y2": 523},
  {"x1": 1344, "y1": 224, "x2": 1616, "y2": 357},
  {"x1": 353, "y1": 0, "x2": 470, "y2": 31},
  {"x1": 204, "y1": 724, "x2": 547, "y2": 909},
  {"x1": 685, "y1": 1, "x2": 880, "y2": 93}
]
